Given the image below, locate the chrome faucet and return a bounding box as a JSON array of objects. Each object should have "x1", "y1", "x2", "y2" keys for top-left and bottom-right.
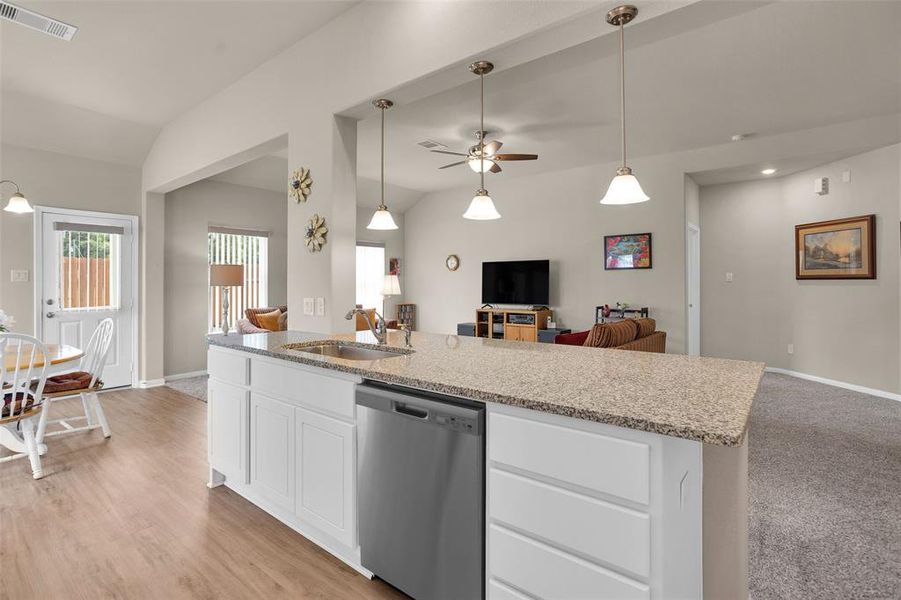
[
  {"x1": 345, "y1": 304, "x2": 387, "y2": 345},
  {"x1": 399, "y1": 323, "x2": 412, "y2": 348}
]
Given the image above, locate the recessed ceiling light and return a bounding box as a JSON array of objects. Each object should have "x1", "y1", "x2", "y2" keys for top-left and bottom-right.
[{"x1": 761, "y1": 168, "x2": 777, "y2": 175}]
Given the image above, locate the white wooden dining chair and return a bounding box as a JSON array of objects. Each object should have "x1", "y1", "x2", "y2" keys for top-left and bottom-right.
[
  {"x1": 1, "y1": 333, "x2": 50, "y2": 479},
  {"x1": 37, "y1": 318, "x2": 114, "y2": 442}
]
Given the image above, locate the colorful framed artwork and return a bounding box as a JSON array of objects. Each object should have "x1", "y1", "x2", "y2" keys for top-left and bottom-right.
[
  {"x1": 604, "y1": 233, "x2": 652, "y2": 270},
  {"x1": 389, "y1": 257, "x2": 401, "y2": 276},
  {"x1": 795, "y1": 214, "x2": 876, "y2": 280}
]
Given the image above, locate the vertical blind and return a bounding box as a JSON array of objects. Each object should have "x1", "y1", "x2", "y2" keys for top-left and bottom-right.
[
  {"x1": 356, "y1": 243, "x2": 385, "y2": 313},
  {"x1": 208, "y1": 228, "x2": 269, "y2": 332}
]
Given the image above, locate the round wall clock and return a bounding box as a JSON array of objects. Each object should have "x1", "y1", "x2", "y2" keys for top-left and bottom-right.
[
  {"x1": 445, "y1": 254, "x2": 460, "y2": 271},
  {"x1": 290, "y1": 167, "x2": 312, "y2": 203}
]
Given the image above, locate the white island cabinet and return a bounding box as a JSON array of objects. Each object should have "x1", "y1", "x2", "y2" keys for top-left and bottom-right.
[
  {"x1": 207, "y1": 346, "x2": 366, "y2": 572},
  {"x1": 208, "y1": 340, "x2": 748, "y2": 599}
]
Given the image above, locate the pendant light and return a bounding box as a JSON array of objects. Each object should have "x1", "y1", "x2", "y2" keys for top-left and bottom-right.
[
  {"x1": 600, "y1": 5, "x2": 649, "y2": 205},
  {"x1": 1, "y1": 180, "x2": 34, "y2": 214},
  {"x1": 463, "y1": 61, "x2": 501, "y2": 220},
  {"x1": 367, "y1": 98, "x2": 399, "y2": 230}
]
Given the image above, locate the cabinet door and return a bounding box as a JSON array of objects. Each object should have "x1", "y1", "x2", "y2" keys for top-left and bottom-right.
[
  {"x1": 295, "y1": 406, "x2": 356, "y2": 548},
  {"x1": 504, "y1": 326, "x2": 520, "y2": 341},
  {"x1": 520, "y1": 328, "x2": 537, "y2": 343},
  {"x1": 250, "y1": 393, "x2": 295, "y2": 512},
  {"x1": 208, "y1": 379, "x2": 248, "y2": 484}
]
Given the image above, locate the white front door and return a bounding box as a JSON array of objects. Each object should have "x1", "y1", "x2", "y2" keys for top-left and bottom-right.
[
  {"x1": 39, "y1": 210, "x2": 136, "y2": 388},
  {"x1": 686, "y1": 223, "x2": 701, "y2": 356}
]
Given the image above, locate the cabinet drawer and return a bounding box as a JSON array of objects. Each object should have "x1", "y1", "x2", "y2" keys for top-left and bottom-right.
[
  {"x1": 488, "y1": 579, "x2": 532, "y2": 600},
  {"x1": 489, "y1": 524, "x2": 649, "y2": 600},
  {"x1": 251, "y1": 359, "x2": 355, "y2": 419},
  {"x1": 490, "y1": 468, "x2": 649, "y2": 577},
  {"x1": 489, "y1": 412, "x2": 649, "y2": 505},
  {"x1": 208, "y1": 349, "x2": 249, "y2": 386}
]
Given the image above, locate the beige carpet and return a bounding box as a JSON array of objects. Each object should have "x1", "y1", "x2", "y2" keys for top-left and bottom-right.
[
  {"x1": 165, "y1": 375, "x2": 208, "y2": 402},
  {"x1": 749, "y1": 373, "x2": 901, "y2": 599}
]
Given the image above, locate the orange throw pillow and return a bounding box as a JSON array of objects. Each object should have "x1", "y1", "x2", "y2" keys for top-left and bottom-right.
[
  {"x1": 256, "y1": 309, "x2": 282, "y2": 332},
  {"x1": 633, "y1": 318, "x2": 656, "y2": 339}
]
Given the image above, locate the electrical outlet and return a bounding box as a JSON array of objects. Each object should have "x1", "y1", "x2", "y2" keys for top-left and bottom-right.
[
  {"x1": 842, "y1": 169, "x2": 851, "y2": 183},
  {"x1": 303, "y1": 298, "x2": 314, "y2": 315},
  {"x1": 725, "y1": 272, "x2": 734, "y2": 283},
  {"x1": 9, "y1": 269, "x2": 29, "y2": 283},
  {"x1": 315, "y1": 297, "x2": 325, "y2": 316},
  {"x1": 787, "y1": 343, "x2": 794, "y2": 355}
]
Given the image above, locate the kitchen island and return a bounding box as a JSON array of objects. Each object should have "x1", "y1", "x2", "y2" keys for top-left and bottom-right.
[{"x1": 207, "y1": 330, "x2": 764, "y2": 600}]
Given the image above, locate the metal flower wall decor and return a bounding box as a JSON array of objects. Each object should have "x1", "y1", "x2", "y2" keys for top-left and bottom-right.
[
  {"x1": 304, "y1": 214, "x2": 328, "y2": 252},
  {"x1": 290, "y1": 167, "x2": 313, "y2": 203}
]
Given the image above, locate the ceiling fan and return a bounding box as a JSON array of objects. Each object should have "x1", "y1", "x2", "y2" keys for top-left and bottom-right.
[{"x1": 431, "y1": 61, "x2": 538, "y2": 174}]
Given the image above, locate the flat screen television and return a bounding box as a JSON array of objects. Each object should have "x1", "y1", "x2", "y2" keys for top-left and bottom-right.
[{"x1": 482, "y1": 260, "x2": 549, "y2": 306}]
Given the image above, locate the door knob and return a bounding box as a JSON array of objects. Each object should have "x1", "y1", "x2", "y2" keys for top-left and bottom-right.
[
  {"x1": 46, "y1": 312, "x2": 56, "y2": 319},
  {"x1": 46, "y1": 299, "x2": 55, "y2": 305}
]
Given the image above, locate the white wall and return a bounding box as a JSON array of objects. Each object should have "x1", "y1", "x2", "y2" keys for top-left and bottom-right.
[
  {"x1": 164, "y1": 179, "x2": 287, "y2": 376},
  {"x1": 0, "y1": 144, "x2": 141, "y2": 334},
  {"x1": 404, "y1": 155, "x2": 689, "y2": 351},
  {"x1": 700, "y1": 144, "x2": 901, "y2": 394}
]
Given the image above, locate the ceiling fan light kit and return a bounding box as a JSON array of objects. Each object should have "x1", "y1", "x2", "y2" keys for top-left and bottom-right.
[
  {"x1": 367, "y1": 98, "x2": 399, "y2": 231},
  {"x1": 600, "y1": 4, "x2": 650, "y2": 206}
]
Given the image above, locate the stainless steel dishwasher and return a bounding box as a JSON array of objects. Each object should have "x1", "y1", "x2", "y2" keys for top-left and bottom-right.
[{"x1": 357, "y1": 383, "x2": 484, "y2": 600}]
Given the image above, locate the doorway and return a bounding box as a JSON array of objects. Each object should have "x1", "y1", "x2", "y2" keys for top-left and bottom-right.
[
  {"x1": 686, "y1": 223, "x2": 701, "y2": 356},
  {"x1": 34, "y1": 207, "x2": 139, "y2": 388}
]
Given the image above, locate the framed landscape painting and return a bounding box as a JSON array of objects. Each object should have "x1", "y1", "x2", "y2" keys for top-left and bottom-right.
[
  {"x1": 795, "y1": 214, "x2": 876, "y2": 279},
  {"x1": 605, "y1": 233, "x2": 652, "y2": 270}
]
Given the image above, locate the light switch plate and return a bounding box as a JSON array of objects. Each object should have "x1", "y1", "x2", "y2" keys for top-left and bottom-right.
[
  {"x1": 10, "y1": 269, "x2": 29, "y2": 283},
  {"x1": 303, "y1": 297, "x2": 314, "y2": 315},
  {"x1": 315, "y1": 297, "x2": 325, "y2": 316},
  {"x1": 725, "y1": 272, "x2": 734, "y2": 283}
]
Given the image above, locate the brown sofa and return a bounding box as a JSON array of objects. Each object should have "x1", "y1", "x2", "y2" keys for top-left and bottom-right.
[{"x1": 555, "y1": 318, "x2": 666, "y2": 353}]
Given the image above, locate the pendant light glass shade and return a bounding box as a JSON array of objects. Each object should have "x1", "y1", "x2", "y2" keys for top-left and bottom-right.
[
  {"x1": 600, "y1": 6, "x2": 649, "y2": 206},
  {"x1": 600, "y1": 168, "x2": 649, "y2": 205},
  {"x1": 3, "y1": 192, "x2": 34, "y2": 213},
  {"x1": 367, "y1": 207, "x2": 398, "y2": 230},
  {"x1": 463, "y1": 189, "x2": 501, "y2": 220},
  {"x1": 367, "y1": 98, "x2": 399, "y2": 231}
]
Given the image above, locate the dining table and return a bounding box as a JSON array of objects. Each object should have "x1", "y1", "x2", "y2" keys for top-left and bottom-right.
[{"x1": 2, "y1": 343, "x2": 84, "y2": 457}]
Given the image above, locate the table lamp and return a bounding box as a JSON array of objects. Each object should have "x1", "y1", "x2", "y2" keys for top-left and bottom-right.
[
  {"x1": 381, "y1": 274, "x2": 401, "y2": 325},
  {"x1": 210, "y1": 264, "x2": 244, "y2": 335}
]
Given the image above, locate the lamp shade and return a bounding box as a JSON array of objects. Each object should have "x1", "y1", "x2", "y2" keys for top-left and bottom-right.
[
  {"x1": 463, "y1": 190, "x2": 501, "y2": 220},
  {"x1": 210, "y1": 264, "x2": 244, "y2": 286},
  {"x1": 468, "y1": 158, "x2": 495, "y2": 173},
  {"x1": 367, "y1": 207, "x2": 398, "y2": 230},
  {"x1": 382, "y1": 274, "x2": 401, "y2": 296},
  {"x1": 3, "y1": 192, "x2": 33, "y2": 214},
  {"x1": 600, "y1": 172, "x2": 650, "y2": 205}
]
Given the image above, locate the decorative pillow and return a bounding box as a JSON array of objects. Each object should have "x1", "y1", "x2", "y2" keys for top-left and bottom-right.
[
  {"x1": 633, "y1": 318, "x2": 656, "y2": 339},
  {"x1": 256, "y1": 309, "x2": 283, "y2": 332},
  {"x1": 43, "y1": 371, "x2": 94, "y2": 394},
  {"x1": 245, "y1": 305, "x2": 288, "y2": 327},
  {"x1": 583, "y1": 320, "x2": 639, "y2": 348},
  {"x1": 277, "y1": 311, "x2": 289, "y2": 331}
]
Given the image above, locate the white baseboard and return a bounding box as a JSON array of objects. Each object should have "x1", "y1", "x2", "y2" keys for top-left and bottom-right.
[
  {"x1": 765, "y1": 367, "x2": 901, "y2": 403},
  {"x1": 165, "y1": 370, "x2": 208, "y2": 382},
  {"x1": 137, "y1": 378, "x2": 166, "y2": 389}
]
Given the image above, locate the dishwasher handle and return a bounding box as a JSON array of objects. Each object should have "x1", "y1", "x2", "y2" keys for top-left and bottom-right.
[{"x1": 393, "y1": 401, "x2": 428, "y2": 420}]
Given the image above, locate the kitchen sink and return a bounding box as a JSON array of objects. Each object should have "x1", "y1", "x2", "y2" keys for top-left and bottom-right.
[{"x1": 286, "y1": 342, "x2": 409, "y2": 361}]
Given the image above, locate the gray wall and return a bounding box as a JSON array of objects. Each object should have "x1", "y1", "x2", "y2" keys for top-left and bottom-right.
[
  {"x1": 0, "y1": 144, "x2": 141, "y2": 334},
  {"x1": 164, "y1": 179, "x2": 287, "y2": 376},
  {"x1": 700, "y1": 144, "x2": 901, "y2": 394},
  {"x1": 404, "y1": 156, "x2": 689, "y2": 351}
]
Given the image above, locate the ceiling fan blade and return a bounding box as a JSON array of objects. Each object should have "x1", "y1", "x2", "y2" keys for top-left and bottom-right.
[
  {"x1": 482, "y1": 140, "x2": 503, "y2": 156},
  {"x1": 489, "y1": 161, "x2": 502, "y2": 173},
  {"x1": 439, "y1": 161, "x2": 469, "y2": 169},
  {"x1": 494, "y1": 153, "x2": 538, "y2": 161},
  {"x1": 430, "y1": 149, "x2": 469, "y2": 157}
]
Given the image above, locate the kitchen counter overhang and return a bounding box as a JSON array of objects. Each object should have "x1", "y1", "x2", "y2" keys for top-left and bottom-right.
[{"x1": 208, "y1": 329, "x2": 764, "y2": 447}]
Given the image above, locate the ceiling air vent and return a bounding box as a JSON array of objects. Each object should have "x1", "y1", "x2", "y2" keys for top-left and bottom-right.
[
  {"x1": 0, "y1": 1, "x2": 78, "y2": 41},
  {"x1": 417, "y1": 139, "x2": 447, "y2": 151}
]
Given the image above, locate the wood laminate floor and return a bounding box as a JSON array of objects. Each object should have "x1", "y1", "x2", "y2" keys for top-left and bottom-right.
[{"x1": 0, "y1": 387, "x2": 406, "y2": 600}]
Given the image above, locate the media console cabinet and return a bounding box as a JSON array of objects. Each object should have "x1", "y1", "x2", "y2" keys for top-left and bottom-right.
[{"x1": 475, "y1": 308, "x2": 551, "y2": 343}]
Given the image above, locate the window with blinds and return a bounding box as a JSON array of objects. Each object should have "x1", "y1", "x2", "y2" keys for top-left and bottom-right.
[
  {"x1": 208, "y1": 227, "x2": 269, "y2": 333},
  {"x1": 356, "y1": 243, "x2": 386, "y2": 313}
]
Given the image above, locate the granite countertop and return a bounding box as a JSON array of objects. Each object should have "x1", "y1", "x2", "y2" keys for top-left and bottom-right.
[{"x1": 208, "y1": 330, "x2": 765, "y2": 446}]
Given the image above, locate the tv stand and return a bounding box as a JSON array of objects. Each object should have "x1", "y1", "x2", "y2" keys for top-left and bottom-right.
[{"x1": 475, "y1": 307, "x2": 552, "y2": 343}]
